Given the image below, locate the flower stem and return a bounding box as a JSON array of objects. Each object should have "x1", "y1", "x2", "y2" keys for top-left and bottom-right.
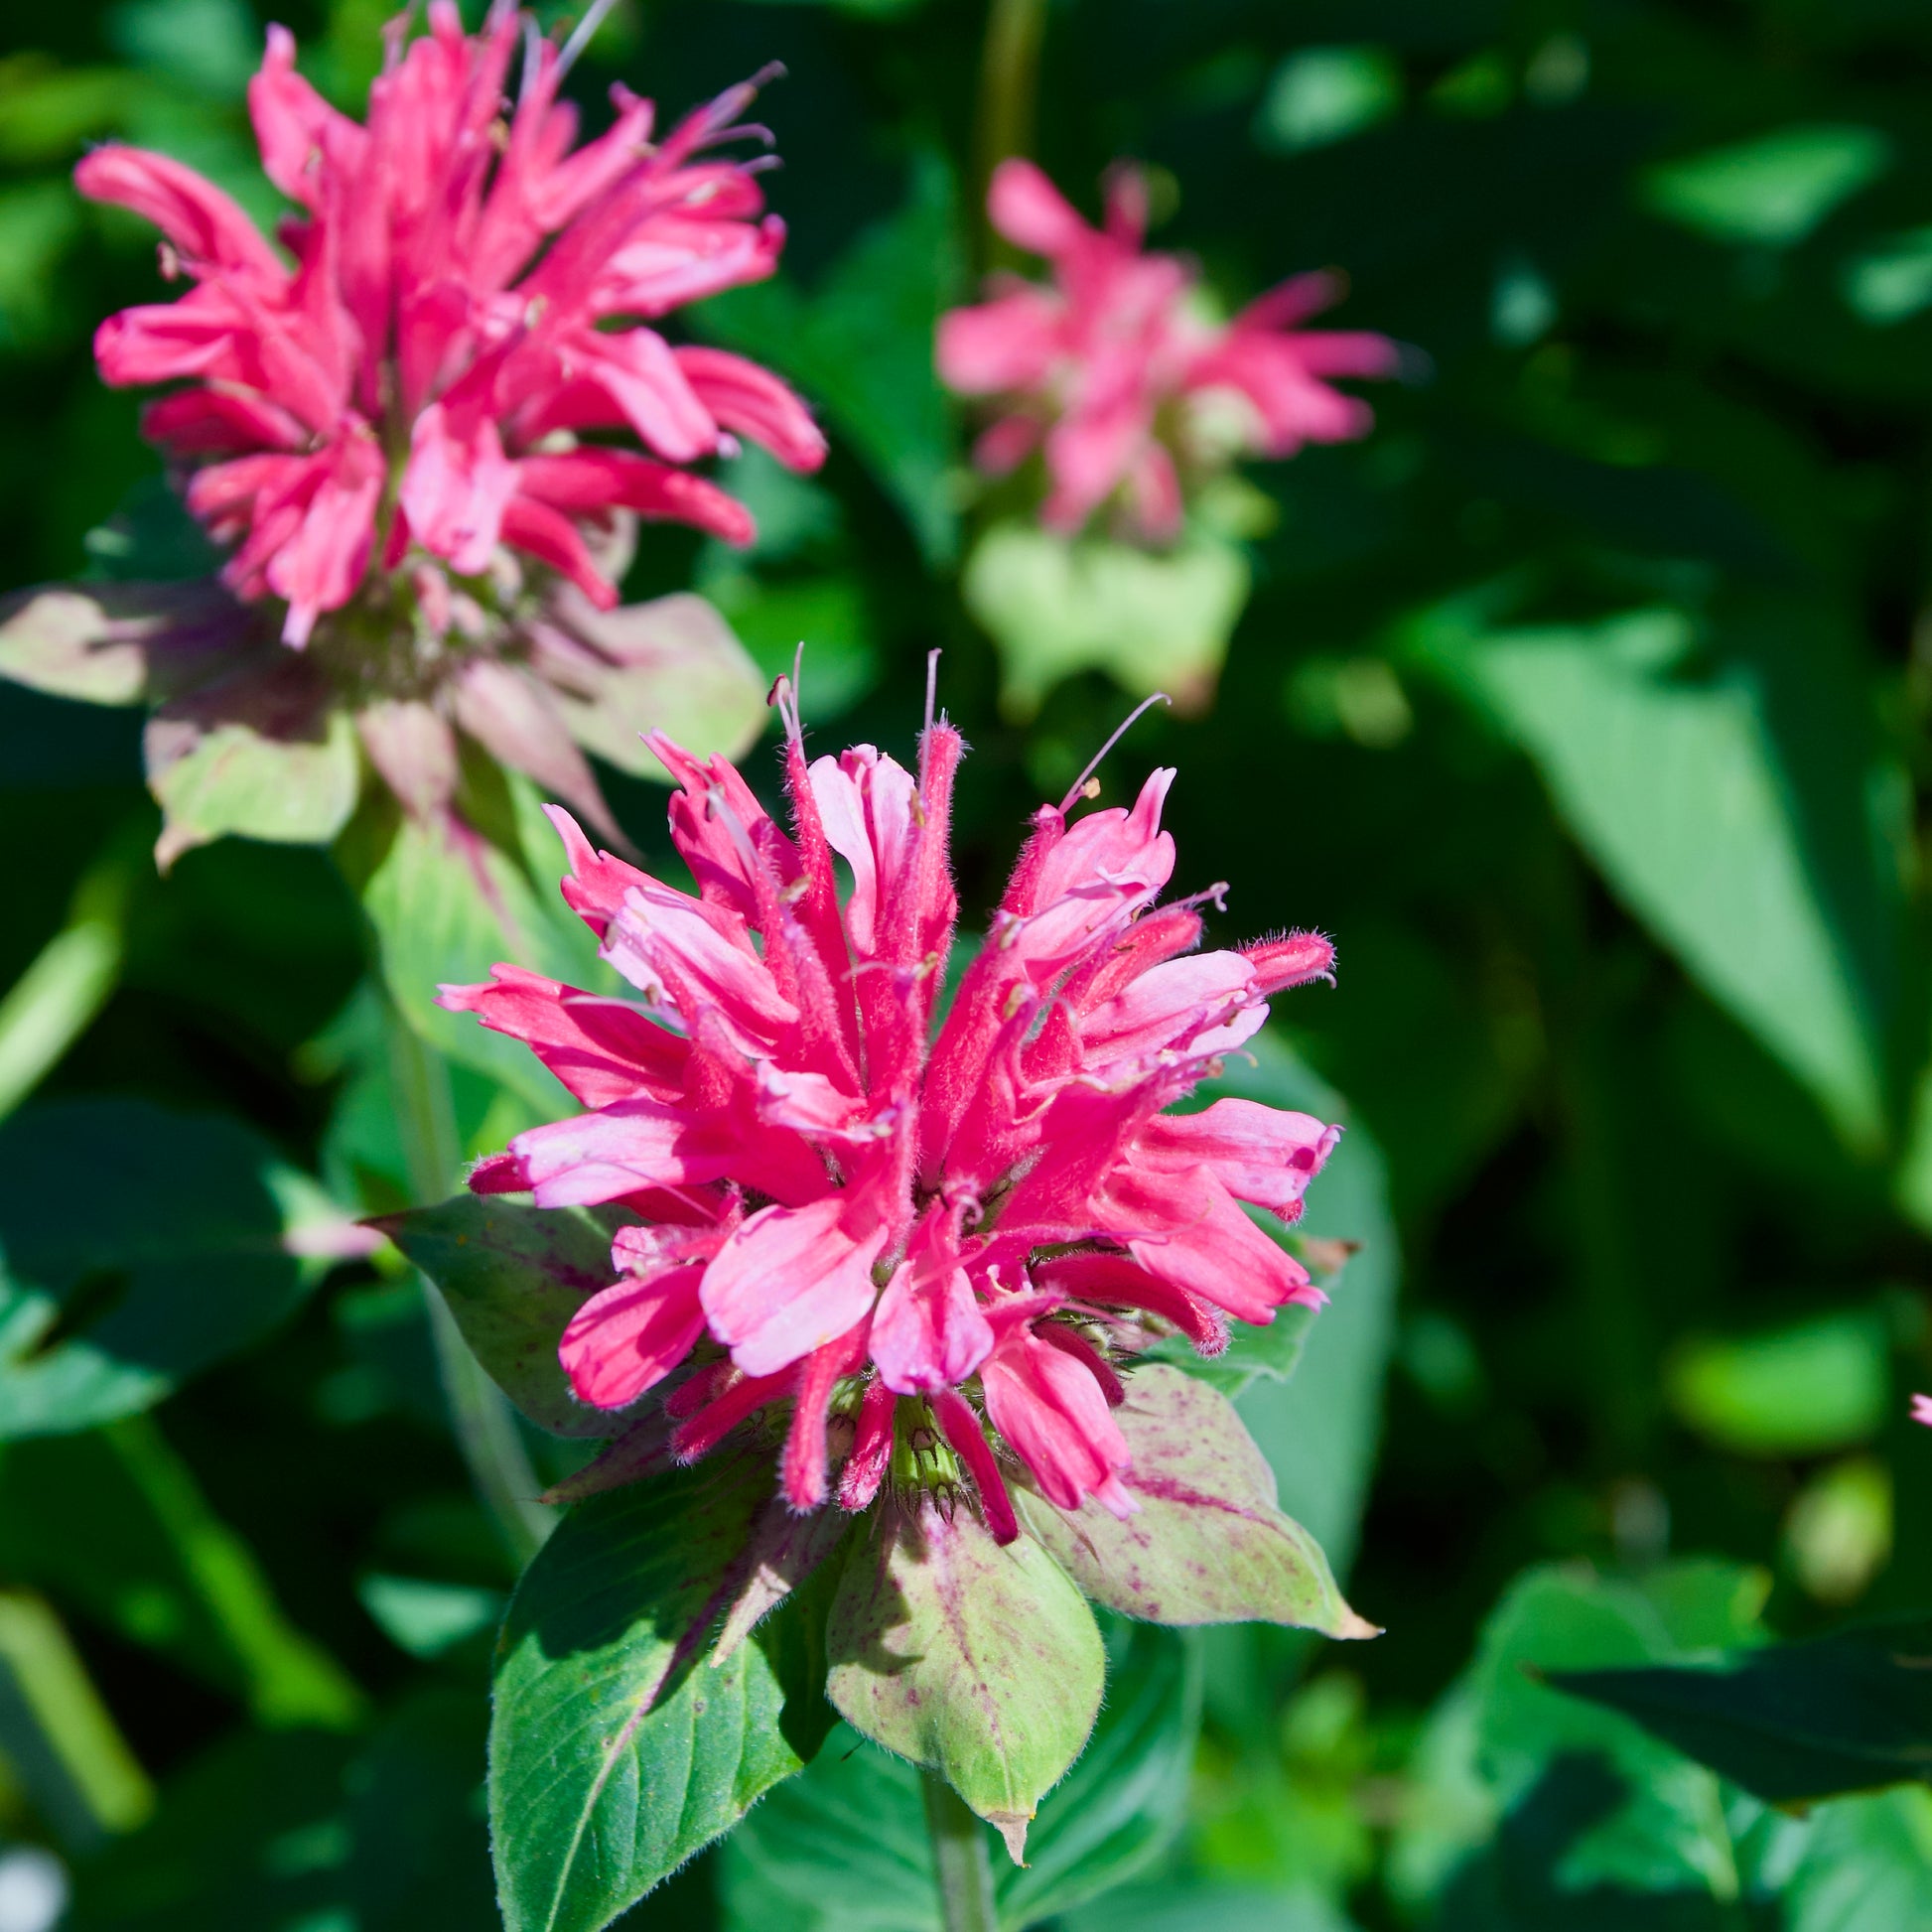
[
  {"x1": 921, "y1": 1768, "x2": 998, "y2": 1932},
  {"x1": 383, "y1": 997, "x2": 554, "y2": 1568},
  {"x1": 972, "y1": 0, "x2": 1046, "y2": 268}
]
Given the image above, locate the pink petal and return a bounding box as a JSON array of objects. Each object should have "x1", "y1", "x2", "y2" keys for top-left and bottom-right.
[
  {"x1": 701, "y1": 1196, "x2": 888, "y2": 1379},
  {"x1": 559, "y1": 1263, "x2": 707, "y2": 1410}
]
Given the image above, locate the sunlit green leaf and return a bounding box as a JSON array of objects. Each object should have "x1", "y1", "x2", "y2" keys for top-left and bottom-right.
[
  {"x1": 826, "y1": 1494, "x2": 1104, "y2": 1862},
  {"x1": 490, "y1": 1456, "x2": 816, "y2": 1932},
  {"x1": 1410, "y1": 600, "x2": 1891, "y2": 1151},
  {"x1": 961, "y1": 520, "x2": 1249, "y2": 718},
  {"x1": 1646, "y1": 126, "x2": 1890, "y2": 247},
  {"x1": 1665, "y1": 1311, "x2": 1890, "y2": 1456}
]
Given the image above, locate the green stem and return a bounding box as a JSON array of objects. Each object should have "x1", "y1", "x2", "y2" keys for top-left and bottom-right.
[
  {"x1": 972, "y1": 0, "x2": 1047, "y2": 269},
  {"x1": 921, "y1": 1768, "x2": 998, "y2": 1932},
  {"x1": 383, "y1": 998, "x2": 554, "y2": 1568}
]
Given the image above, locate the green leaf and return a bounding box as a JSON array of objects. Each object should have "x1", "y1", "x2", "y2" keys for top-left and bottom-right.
[
  {"x1": 1645, "y1": 125, "x2": 1890, "y2": 248},
  {"x1": 1392, "y1": 1561, "x2": 1777, "y2": 1914},
  {"x1": 147, "y1": 654, "x2": 359, "y2": 869},
  {"x1": 489, "y1": 1456, "x2": 815, "y2": 1932},
  {"x1": 961, "y1": 520, "x2": 1250, "y2": 719},
  {"x1": 1409, "y1": 600, "x2": 1890, "y2": 1151},
  {"x1": 1018, "y1": 1366, "x2": 1376, "y2": 1639},
  {"x1": 345, "y1": 1691, "x2": 499, "y2": 1932},
  {"x1": 0, "y1": 1587, "x2": 153, "y2": 1850},
  {"x1": 1256, "y1": 46, "x2": 1402, "y2": 154},
  {"x1": 0, "y1": 1098, "x2": 348, "y2": 1437},
  {"x1": 374, "y1": 1193, "x2": 631, "y2": 1439},
  {"x1": 65, "y1": 1727, "x2": 359, "y2": 1929},
  {"x1": 1547, "y1": 1613, "x2": 1932, "y2": 1805},
  {"x1": 356, "y1": 1575, "x2": 504, "y2": 1660},
  {"x1": 724, "y1": 1623, "x2": 1201, "y2": 1931},
  {"x1": 347, "y1": 771, "x2": 608, "y2": 1114},
  {"x1": 0, "y1": 579, "x2": 248, "y2": 706},
  {"x1": 1664, "y1": 1310, "x2": 1890, "y2": 1456},
  {"x1": 826, "y1": 1493, "x2": 1104, "y2": 1861},
  {"x1": 1782, "y1": 1788, "x2": 1932, "y2": 1932},
  {"x1": 541, "y1": 591, "x2": 768, "y2": 779},
  {"x1": 700, "y1": 152, "x2": 961, "y2": 565}
]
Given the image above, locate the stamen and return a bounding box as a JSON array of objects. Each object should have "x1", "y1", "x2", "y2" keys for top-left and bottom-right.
[
  {"x1": 554, "y1": 0, "x2": 621, "y2": 82},
  {"x1": 923, "y1": 649, "x2": 940, "y2": 739},
  {"x1": 1058, "y1": 691, "x2": 1172, "y2": 816}
]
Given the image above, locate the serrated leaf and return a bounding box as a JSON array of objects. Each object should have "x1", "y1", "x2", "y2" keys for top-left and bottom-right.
[
  {"x1": 1548, "y1": 1613, "x2": 1932, "y2": 1805},
  {"x1": 1016, "y1": 1366, "x2": 1376, "y2": 1639},
  {"x1": 826, "y1": 1494, "x2": 1104, "y2": 1860},
  {"x1": 961, "y1": 519, "x2": 1250, "y2": 718},
  {"x1": 0, "y1": 1098, "x2": 343, "y2": 1437},
  {"x1": 489, "y1": 1456, "x2": 814, "y2": 1932},
  {"x1": 0, "y1": 578, "x2": 250, "y2": 706},
  {"x1": 374, "y1": 1193, "x2": 631, "y2": 1438}
]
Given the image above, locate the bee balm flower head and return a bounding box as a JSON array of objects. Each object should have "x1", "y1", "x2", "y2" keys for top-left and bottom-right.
[
  {"x1": 27, "y1": 2, "x2": 822, "y2": 856},
  {"x1": 444, "y1": 678, "x2": 1341, "y2": 1536},
  {"x1": 938, "y1": 158, "x2": 1398, "y2": 542}
]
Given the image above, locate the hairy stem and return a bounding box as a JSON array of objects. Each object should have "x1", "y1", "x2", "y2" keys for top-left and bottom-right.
[
  {"x1": 384, "y1": 998, "x2": 554, "y2": 1567},
  {"x1": 972, "y1": 0, "x2": 1046, "y2": 268},
  {"x1": 921, "y1": 1768, "x2": 998, "y2": 1932}
]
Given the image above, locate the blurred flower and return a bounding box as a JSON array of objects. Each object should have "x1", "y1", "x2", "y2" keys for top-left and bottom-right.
[
  {"x1": 0, "y1": 3, "x2": 820, "y2": 862},
  {"x1": 1913, "y1": 1393, "x2": 1932, "y2": 1425},
  {"x1": 938, "y1": 158, "x2": 1397, "y2": 542},
  {"x1": 444, "y1": 685, "x2": 1339, "y2": 1533}
]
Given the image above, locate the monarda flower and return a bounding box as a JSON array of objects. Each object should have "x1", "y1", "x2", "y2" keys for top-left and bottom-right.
[
  {"x1": 444, "y1": 683, "x2": 1339, "y2": 1526},
  {"x1": 405, "y1": 681, "x2": 1376, "y2": 1853},
  {"x1": 0, "y1": 3, "x2": 820, "y2": 863},
  {"x1": 938, "y1": 158, "x2": 1398, "y2": 542}
]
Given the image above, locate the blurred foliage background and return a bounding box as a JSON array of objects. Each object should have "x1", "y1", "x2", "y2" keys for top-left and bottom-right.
[{"x1": 4, "y1": 0, "x2": 1932, "y2": 1926}]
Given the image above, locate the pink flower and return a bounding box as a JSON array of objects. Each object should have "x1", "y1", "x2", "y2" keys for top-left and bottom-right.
[
  {"x1": 78, "y1": 4, "x2": 822, "y2": 649},
  {"x1": 937, "y1": 159, "x2": 1398, "y2": 541},
  {"x1": 444, "y1": 681, "x2": 1341, "y2": 1537},
  {"x1": 1913, "y1": 1394, "x2": 1932, "y2": 1427}
]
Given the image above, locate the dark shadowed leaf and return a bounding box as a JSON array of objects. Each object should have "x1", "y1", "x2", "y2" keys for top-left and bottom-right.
[
  {"x1": 0, "y1": 1098, "x2": 360, "y2": 1437},
  {"x1": 700, "y1": 152, "x2": 961, "y2": 564},
  {"x1": 1547, "y1": 1613, "x2": 1932, "y2": 1804}
]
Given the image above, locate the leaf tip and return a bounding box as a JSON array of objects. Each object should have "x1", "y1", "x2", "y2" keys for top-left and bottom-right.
[
  {"x1": 1335, "y1": 1607, "x2": 1383, "y2": 1641},
  {"x1": 990, "y1": 1810, "x2": 1032, "y2": 1864}
]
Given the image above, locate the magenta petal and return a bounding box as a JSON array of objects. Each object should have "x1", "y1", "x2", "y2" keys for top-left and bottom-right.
[
  {"x1": 701, "y1": 1197, "x2": 887, "y2": 1379},
  {"x1": 560, "y1": 1265, "x2": 707, "y2": 1410}
]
